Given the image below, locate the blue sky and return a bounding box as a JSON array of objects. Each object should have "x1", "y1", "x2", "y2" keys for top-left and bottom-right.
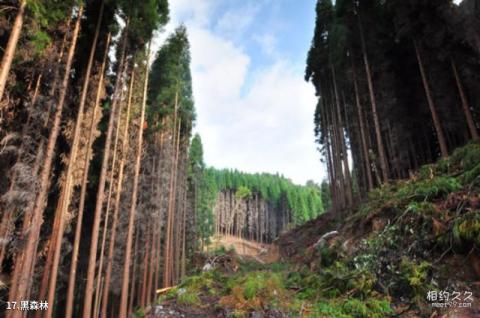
[{"x1": 158, "y1": 0, "x2": 325, "y2": 185}]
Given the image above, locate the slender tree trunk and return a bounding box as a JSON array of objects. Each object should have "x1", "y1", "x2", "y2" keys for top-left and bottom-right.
[
  {"x1": 358, "y1": 13, "x2": 389, "y2": 182},
  {"x1": 140, "y1": 225, "x2": 150, "y2": 308},
  {"x1": 6, "y1": 132, "x2": 45, "y2": 310},
  {"x1": 320, "y1": 101, "x2": 337, "y2": 213},
  {"x1": 0, "y1": 73, "x2": 42, "y2": 267},
  {"x1": 35, "y1": 192, "x2": 64, "y2": 318},
  {"x1": 93, "y1": 56, "x2": 124, "y2": 318},
  {"x1": 118, "y1": 43, "x2": 151, "y2": 318},
  {"x1": 100, "y1": 61, "x2": 135, "y2": 318},
  {"x1": 153, "y1": 130, "x2": 166, "y2": 293},
  {"x1": 65, "y1": 32, "x2": 111, "y2": 318},
  {"x1": 128, "y1": 227, "x2": 140, "y2": 317},
  {"x1": 43, "y1": 15, "x2": 72, "y2": 127},
  {"x1": 146, "y1": 228, "x2": 154, "y2": 306},
  {"x1": 174, "y1": 163, "x2": 184, "y2": 282},
  {"x1": 0, "y1": 0, "x2": 26, "y2": 102},
  {"x1": 413, "y1": 39, "x2": 448, "y2": 157},
  {"x1": 93, "y1": 94, "x2": 123, "y2": 318},
  {"x1": 163, "y1": 89, "x2": 180, "y2": 288},
  {"x1": 329, "y1": 97, "x2": 345, "y2": 210},
  {"x1": 451, "y1": 58, "x2": 479, "y2": 141},
  {"x1": 181, "y1": 185, "x2": 187, "y2": 279},
  {"x1": 352, "y1": 58, "x2": 373, "y2": 190},
  {"x1": 170, "y1": 119, "x2": 181, "y2": 283},
  {"x1": 44, "y1": 5, "x2": 105, "y2": 316},
  {"x1": 332, "y1": 65, "x2": 353, "y2": 207},
  {"x1": 8, "y1": 8, "x2": 83, "y2": 313},
  {"x1": 83, "y1": 19, "x2": 129, "y2": 318}
]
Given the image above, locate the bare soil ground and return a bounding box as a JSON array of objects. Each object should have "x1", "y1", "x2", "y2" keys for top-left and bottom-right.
[{"x1": 208, "y1": 235, "x2": 280, "y2": 264}]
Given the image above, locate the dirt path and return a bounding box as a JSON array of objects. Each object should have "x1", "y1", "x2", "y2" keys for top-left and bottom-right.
[{"x1": 207, "y1": 235, "x2": 279, "y2": 264}]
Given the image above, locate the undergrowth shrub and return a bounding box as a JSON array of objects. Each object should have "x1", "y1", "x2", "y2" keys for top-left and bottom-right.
[
  {"x1": 177, "y1": 288, "x2": 200, "y2": 306},
  {"x1": 396, "y1": 177, "x2": 461, "y2": 202},
  {"x1": 453, "y1": 212, "x2": 480, "y2": 247},
  {"x1": 133, "y1": 308, "x2": 145, "y2": 318},
  {"x1": 311, "y1": 298, "x2": 393, "y2": 318},
  {"x1": 418, "y1": 142, "x2": 480, "y2": 179},
  {"x1": 220, "y1": 271, "x2": 288, "y2": 312},
  {"x1": 399, "y1": 258, "x2": 432, "y2": 298}
]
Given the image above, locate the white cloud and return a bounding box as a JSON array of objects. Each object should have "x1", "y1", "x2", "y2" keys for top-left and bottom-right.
[
  {"x1": 189, "y1": 28, "x2": 250, "y2": 108},
  {"x1": 198, "y1": 61, "x2": 323, "y2": 185},
  {"x1": 253, "y1": 33, "x2": 279, "y2": 58},
  {"x1": 215, "y1": 3, "x2": 260, "y2": 38},
  {"x1": 169, "y1": 0, "x2": 218, "y2": 27},
  {"x1": 161, "y1": 0, "x2": 326, "y2": 185}
]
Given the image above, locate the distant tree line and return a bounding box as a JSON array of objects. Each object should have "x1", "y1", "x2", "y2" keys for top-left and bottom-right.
[{"x1": 187, "y1": 140, "x2": 325, "y2": 245}]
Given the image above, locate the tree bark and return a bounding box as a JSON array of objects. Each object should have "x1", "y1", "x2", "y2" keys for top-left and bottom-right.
[
  {"x1": 118, "y1": 43, "x2": 151, "y2": 318},
  {"x1": 35, "y1": 192, "x2": 64, "y2": 318},
  {"x1": 7, "y1": 8, "x2": 83, "y2": 313},
  {"x1": 93, "y1": 93, "x2": 122, "y2": 318},
  {"x1": 100, "y1": 59, "x2": 135, "y2": 318},
  {"x1": 0, "y1": 0, "x2": 26, "y2": 102},
  {"x1": 83, "y1": 19, "x2": 129, "y2": 318},
  {"x1": 140, "y1": 226, "x2": 150, "y2": 308},
  {"x1": 128, "y1": 227, "x2": 140, "y2": 317},
  {"x1": 163, "y1": 89, "x2": 180, "y2": 288},
  {"x1": 65, "y1": 31, "x2": 111, "y2": 318},
  {"x1": 358, "y1": 13, "x2": 389, "y2": 182},
  {"x1": 153, "y1": 130, "x2": 166, "y2": 293},
  {"x1": 146, "y1": 188, "x2": 156, "y2": 305},
  {"x1": 45, "y1": 4, "x2": 105, "y2": 315},
  {"x1": 413, "y1": 39, "x2": 448, "y2": 157},
  {"x1": 181, "y1": 184, "x2": 187, "y2": 279},
  {"x1": 0, "y1": 73, "x2": 42, "y2": 268},
  {"x1": 93, "y1": 51, "x2": 123, "y2": 318},
  {"x1": 320, "y1": 100, "x2": 337, "y2": 213},
  {"x1": 451, "y1": 58, "x2": 479, "y2": 141},
  {"x1": 332, "y1": 65, "x2": 353, "y2": 207},
  {"x1": 329, "y1": 96, "x2": 345, "y2": 210},
  {"x1": 351, "y1": 58, "x2": 373, "y2": 190}
]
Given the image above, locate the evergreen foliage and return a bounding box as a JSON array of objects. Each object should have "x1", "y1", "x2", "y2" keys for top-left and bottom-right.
[
  {"x1": 306, "y1": 0, "x2": 480, "y2": 211},
  {"x1": 188, "y1": 134, "x2": 215, "y2": 247},
  {"x1": 148, "y1": 25, "x2": 195, "y2": 133},
  {"x1": 204, "y1": 168, "x2": 324, "y2": 225}
]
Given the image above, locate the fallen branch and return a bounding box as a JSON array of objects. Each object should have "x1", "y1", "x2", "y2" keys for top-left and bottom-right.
[
  {"x1": 313, "y1": 231, "x2": 338, "y2": 249},
  {"x1": 156, "y1": 286, "x2": 176, "y2": 294}
]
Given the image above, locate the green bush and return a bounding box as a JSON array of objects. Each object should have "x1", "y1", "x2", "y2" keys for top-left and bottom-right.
[
  {"x1": 342, "y1": 299, "x2": 369, "y2": 317},
  {"x1": 405, "y1": 202, "x2": 437, "y2": 215},
  {"x1": 177, "y1": 289, "x2": 200, "y2": 306},
  {"x1": 400, "y1": 258, "x2": 432, "y2": 296},
  {"x1": 461, "y1": 163, "x2": 480, "y2": 184},
  {"x1": 133, "y1": 308, "x2": 145, "y2": 318},
  {"x1": 312, "y1": 301, "x2": 350, "y2": 317},
  {"x1": 311, "y1": 298, "x2": 393, "y2": 318},
  {"x1": 396, "y1": 176, "x2": 461, "y2": 202},
  {"x1": 239, "y1": 272, "x2": 284, "y2": 300},
  {"x1": 366, "y1": 299, "x2": 394, "y2": 317},
  {"x1": 453, "y1": 213, "x2": 480, "y2": 246},
  {"x1": 450, "y1": 142, "x2": 480, "y2": 172}
]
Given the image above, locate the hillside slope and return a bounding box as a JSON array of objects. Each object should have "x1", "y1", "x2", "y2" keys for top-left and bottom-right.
[{"x1": 148, "y1": 143, "x2": 480, "y2": 318}]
